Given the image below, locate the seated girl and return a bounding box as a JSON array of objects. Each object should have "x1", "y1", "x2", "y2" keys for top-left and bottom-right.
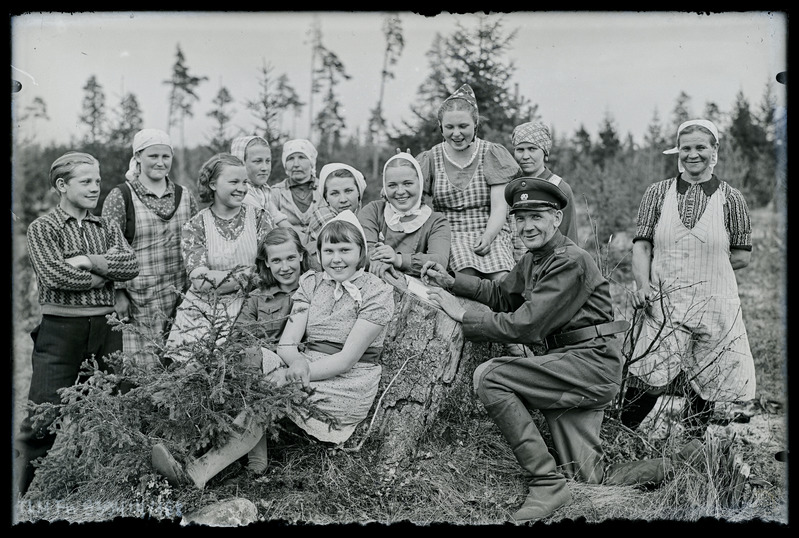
[
  {"x1": 305, "y1": 163, "x2": 367, "y2": 260},
  {"x1": 230, "y1": 135, "x2": 292, "y2": 229},
  {"x1": 151, "y1": 210, "x2": 395, "y2": 487},
  {"x1": 357, "y1": 152, "x2": 451, "y2": 280}
]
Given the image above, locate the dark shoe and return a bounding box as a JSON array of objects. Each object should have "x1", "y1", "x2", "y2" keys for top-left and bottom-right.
[
  {"x1": 603, "y1": 457, "x2": 673, "y2": 487},
  {"x1": 512, "y1": 481, "x2": 572, "y2": 523},
  {"x1": 152, "y1": 443, "x2": 191, "y2": 487},
  {"x1": 620, "y1": 387, "x2": 660, "y2": 430}
]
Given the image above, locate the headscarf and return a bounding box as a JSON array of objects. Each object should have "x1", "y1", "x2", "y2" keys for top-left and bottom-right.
[
  {"x1": 318, "y1": 209, "x2": 367, "y2": 303},
  {"x1": 231, "y1": 135, "x2": 269, "y2": 164},
  {"x1": 511, "y1": 121, "x2": 552, "y2": 157},
  {"x1": 317, "y1": 163, "x2": 367, "y2": 204},
  {"x1": 441, "y1": 83, "x2": 478, "y2": 115},
  {"x1": 663, "y1": 119, "x2": 720, "y2": 174},
  {"x1": 281, "y1": 139, "x2": 318, "y2": 172},
  {"x1": 382, "y1": 152, "x2": 432, "y2": 234},
  {"x1": 125, "y1": 128, "x2": 173, "y2": 181}
]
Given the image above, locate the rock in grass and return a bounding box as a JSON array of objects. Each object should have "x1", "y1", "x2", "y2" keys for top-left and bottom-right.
[{"x1": 181, "y1": 498, "x2": 259, "y2": 527}]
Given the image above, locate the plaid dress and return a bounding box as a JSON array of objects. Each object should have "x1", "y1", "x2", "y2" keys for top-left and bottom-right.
[
  {"x1": 123, "y1": 184, "x2": 194, "y2": 370},
  {"x1": 431, "y1": 140, "x2": 515, "y2": 274}
]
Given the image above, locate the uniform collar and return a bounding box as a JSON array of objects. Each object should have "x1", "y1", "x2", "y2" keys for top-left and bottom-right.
[
  {"x1": 529, "y1": 229, "x2": 565, "y2": 262},
  {"x1": 676, "y1": 175, "x2": 719, "y2": 196},
  {"x1": 261, "y1": 284, "x2": 293, "y2": 300},
  {"x1": 54, "y1": 205, "x2": 101, "y2": 225}
]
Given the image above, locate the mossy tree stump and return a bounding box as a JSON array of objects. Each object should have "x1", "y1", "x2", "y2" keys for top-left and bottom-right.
[{"x1": 355, "y1": 274, "x2": 501, "y2": 465}]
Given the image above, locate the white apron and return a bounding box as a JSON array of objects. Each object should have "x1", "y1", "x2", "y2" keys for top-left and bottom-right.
[
  {"x1": 166, "y1": 207, "x2": 259, "y2": 359},
  {"x1": 629, "y1": 180, "x2": 756, "y2": 402}
]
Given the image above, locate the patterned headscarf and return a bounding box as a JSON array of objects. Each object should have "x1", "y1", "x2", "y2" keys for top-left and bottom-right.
[
  {"x1": 230, "y1": 136, "x2": 269, "y2": 164},
  {"x1": 281, "y1": 139, "x2": 318, "y2": 171},
  {"x1": 511, "y1": 122, "x2": 552, "y2": 157},
  {"x1": 663, "y1": 119, "x2": 720, "y2": 174},
  {"x1": 126, "y1": 128, "x2": 173, "y2": 181},
  {"x1": 318, "y1": 163, "x2": 367, "y2": 203},
  {"x1": 381, "y1": 152, "x2": 432, "y2": 234},
  {"x1": 441, "y1": 84, "x2": 478, "y2": 114}
]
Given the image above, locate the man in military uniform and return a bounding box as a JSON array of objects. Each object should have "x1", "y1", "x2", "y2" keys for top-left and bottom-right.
[{"x1": 422, "y1": 177, "x2": 629, "y2": 523}]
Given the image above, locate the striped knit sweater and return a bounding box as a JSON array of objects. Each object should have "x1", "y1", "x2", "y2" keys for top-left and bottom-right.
[{"x1": 26, "y1": 206, "x2": 140, "y2": 316}]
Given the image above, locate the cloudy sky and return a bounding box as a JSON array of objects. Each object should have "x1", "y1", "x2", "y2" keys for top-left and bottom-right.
[{"x1": 10, "y1": 11, "x2": 787, "y2": 149}]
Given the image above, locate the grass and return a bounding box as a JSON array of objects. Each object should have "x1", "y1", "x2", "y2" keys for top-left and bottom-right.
[{"x1": 12, "y1": 207, "x2": 788, "y2": 527}]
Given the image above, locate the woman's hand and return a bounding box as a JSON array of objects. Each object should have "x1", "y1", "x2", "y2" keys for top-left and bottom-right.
[
  {"x1": 426, "y1": 287, "x2": 466, "y2": 322},
  {"x1": 114, "y1": 289, "x2": 131, "y2": 321},
  {"x1": 632, "y1": 288, "x2": 652, "y2": 310},
  {"x1": 369, "y1": 259, "x2": 400, "y2": 280},
  {"x1": 420, "y1": 261, "x2": 454, "y2": 289},
  {"x1": 285, "y1": 358, "x2": 311, "y2": 388},
  {"x1": 371, "y1": 242, "x2": 397, "y2": 264},
  {"x1": 473, "y1": 232, "x2": 495, "y2": 256}
]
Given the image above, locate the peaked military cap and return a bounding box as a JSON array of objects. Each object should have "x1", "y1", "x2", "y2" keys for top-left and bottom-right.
[{"x1": 504, "y1": 176, "x2": 568, "y2": 214}]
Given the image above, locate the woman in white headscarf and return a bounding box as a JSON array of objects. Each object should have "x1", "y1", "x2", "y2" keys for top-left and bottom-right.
[
  {"x1": 230, "y1": 135, "x2": 292, "y2": 229},
  {"x1": 269, "y1": 139, "x2": 323, "y2": 241},
  {"x1": 357, "y1": 152, "x2": 451, "y2": 280},
  {"x1": 102, "y1": 128, "x2": 199, "y2": 373},
  {"x1": 305, "y1": 162, "x2": 367, "y2": 260},
  {"x1": 622, "y1": 119, "x2": 756, "y2": 444}
]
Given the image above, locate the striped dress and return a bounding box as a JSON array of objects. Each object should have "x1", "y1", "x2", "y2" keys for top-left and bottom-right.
[
  {"x1": 426, "y1": 139, "x2": 516, "y2": 274},
  {"x1": 629, "y1": 178, "x2": 756, "y2": 402}
]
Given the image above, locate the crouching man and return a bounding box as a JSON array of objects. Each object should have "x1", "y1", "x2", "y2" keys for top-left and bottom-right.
[{"x1": 422, "y1": 177, "x2": 628, "y2": 523}]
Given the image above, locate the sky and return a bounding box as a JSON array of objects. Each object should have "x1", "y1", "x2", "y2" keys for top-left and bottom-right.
[{"x1": 10, "y1": 11, "x2": 788, "y2": 149}]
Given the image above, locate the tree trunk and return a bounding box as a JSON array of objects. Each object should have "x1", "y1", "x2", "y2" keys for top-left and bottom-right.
[{"x1": 354, "y1": 274, "x2": 501, "y2": 465}]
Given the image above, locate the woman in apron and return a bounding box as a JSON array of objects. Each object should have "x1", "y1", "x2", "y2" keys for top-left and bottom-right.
[
  {"x1": 623, "y1": 119, "x2": 756, "y2": 442},
  {"x1": 165, "y1": 153, "x2": 274, "y2": 361}
]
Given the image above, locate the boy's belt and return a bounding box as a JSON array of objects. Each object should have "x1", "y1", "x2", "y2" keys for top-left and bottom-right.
[{"x1": 544, "y1": 320, "x2": 630, "y2": 350}]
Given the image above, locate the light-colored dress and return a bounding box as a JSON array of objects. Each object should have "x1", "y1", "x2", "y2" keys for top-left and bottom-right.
[
  {"x1": 166, "y1": 205, "x2": 271, "y2": 357},
  {"x1": 268, "y1": 178, "x2": 323, "y2": 244},
  {"x1": 243, "y1": 185, "x2": 289, "y2": 227},
  {"x1": 417, "y1": 138, "x2": 520, "y2": 274},
  {"x1": 263, "y1": 270, "x2": 394, "y2": 444},
  {"x1": 629, "y1": 179, "x2": 756, "y2": 402}
]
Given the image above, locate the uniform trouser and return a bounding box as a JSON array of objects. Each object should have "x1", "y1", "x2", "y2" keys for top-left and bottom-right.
[
  {"x1": 14, "y1": 314, "x2": 120, "y2": 497},
  {"x1": 474, "y1": 345, "x2": 620, "y2": 485}
]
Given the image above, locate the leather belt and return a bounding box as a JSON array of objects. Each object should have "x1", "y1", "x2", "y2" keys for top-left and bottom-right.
[{"x1": 544, "y1": 320, "x2": 631, "y2": 350}]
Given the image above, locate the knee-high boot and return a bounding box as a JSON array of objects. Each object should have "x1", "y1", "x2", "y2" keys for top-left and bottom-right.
[
  {"x1": 683, "y1": 391, "x2": 714, "y2": 441},
  {"x1": 620, "y1": 386, "x2": 660, "y2": 430},
  {"x1": 484, "y1": 395, "x2": 572, "y2": 522},
  {"x1": 152, "y1": 413, "x2": 264, "y2": 489}
]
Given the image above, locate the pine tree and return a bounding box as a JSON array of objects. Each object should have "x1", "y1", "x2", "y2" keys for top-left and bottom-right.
[
  {"x1": 670, "y1": 91, "x2": 693, "y2": 132},
  {"x1": 163, "y1": 44, "x2": 208, "y2": 183},
  {"x1": 206, "y1": 85, "x2": 235, "y2": 155},
  {"x1": 108, "y1": 92, "x2": 144, "y2": 150},
  {"x1": 311, "y1": 27, "x2": 352, "y2": 158},
  {"x1": 78, "y1": 75, "x2": 107, "y2": 146}
]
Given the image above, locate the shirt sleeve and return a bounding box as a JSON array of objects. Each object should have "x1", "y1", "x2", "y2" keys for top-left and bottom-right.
[
  {"x1": 725, "y1": 186, "x2": 753, "y2": 250},
  {"x1": 254, "y1": 206, "x2": 275, "y2": 244},
  {"x1": 459, "y1": 256, "x2": 592, "y2": 344},
  {"x1": 181, "y1": 212, "x2": 208, "y2": 275},
  {"x1": 633, "y1": 181, "x2": 668, "y2": 244},
  {"x1": 92, "y1": 219, "x2": 139, "y2": 281},
  {"x1": 289, "y1": 271, "x2": 316, "y2": 316},
  {"x1": 187, "y1": 190, "x2": 200, "y2": 218},
  {"x1": 357, "y1": 201, "x2": 382, "y2": 249},
  {"x1": 101, "y1": 187, "x2": 127, "y2": 237},
  {"x1": 27, "y1": 219, "x2": 95, "y2": 291},
  {"x1": 482, "y1": 142, "x2": 522, "y2": 186},
  {"x1": 356, "y1": 276, "x2": 395, "y2": 327},
  {"x1": 406, "y1": 212, "x2": 452, "y2": 274}
]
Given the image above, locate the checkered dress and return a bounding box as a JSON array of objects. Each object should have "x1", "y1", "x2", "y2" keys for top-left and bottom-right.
[
  {"x1": 431, "y1": 140, "x2": 515, "y2": 274},
  {"x1": 123, "y1": 185, "x2": 194, "y2": 370}
]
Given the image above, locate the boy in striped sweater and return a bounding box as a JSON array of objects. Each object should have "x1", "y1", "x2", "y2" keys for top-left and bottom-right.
[{"x1": 14, "y1": 152, "x2": 139, "y2": 497}]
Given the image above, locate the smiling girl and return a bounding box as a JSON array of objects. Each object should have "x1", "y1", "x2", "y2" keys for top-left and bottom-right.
[
  {"x1": 357, "y1": 152, "x2": 451, "y2": 279},
  {"x1": 165, "y1": 153, "x2": 274, "y2": 359},
  {"x1": 305, "y1": 163, "x2": 367, "y2": 261},
  {"x1": 230, "y1": 135, "x2": 292, "y2": 229}
]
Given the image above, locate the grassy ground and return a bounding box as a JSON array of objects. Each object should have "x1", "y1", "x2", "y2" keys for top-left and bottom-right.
[{"x1": 11, "y1": 206, "x2": 788, "y2": 527}]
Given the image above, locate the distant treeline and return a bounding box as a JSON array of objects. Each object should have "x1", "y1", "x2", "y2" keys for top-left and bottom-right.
[{"x1": 12, "y1": 14, "x2": 785, "y2": 247}]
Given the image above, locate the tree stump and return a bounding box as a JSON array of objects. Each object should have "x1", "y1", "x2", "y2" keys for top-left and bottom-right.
[{"x1": 356, "y1": 274, "x2": 501, "y2": 465}]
